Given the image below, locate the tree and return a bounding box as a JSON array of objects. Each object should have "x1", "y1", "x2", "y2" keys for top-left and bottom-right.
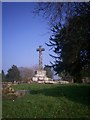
[
  {"x1": 19, "y1": 67, "x2": 34, "y2": 82},
  {"x1": 6, "y1": 65, "x2": 21, "y2": 82},
  {"x1": 60, "y1": 70, "x2": 72, "y2": 82},
  {"x1": 2, "y1": 70, "x2": 6, "y2": 82},
  {"x1": 19, "y1": 65, "x2": 39, "y2": 82},
  {"x1": 0, "y1": 72, "x2": 2, "y2": 82},
  {"x1": 46, "y1": 13, "x2": 90, "y2": 83},
  {"x1": 35, "y1": 2, "x2": 90, "y2": 82},
  {"x1": 34, "y1": 2, "x2": 90, "y2": 27},
  {"x1": 44, "y1": 65, "x2": 53, "y2": 79}
]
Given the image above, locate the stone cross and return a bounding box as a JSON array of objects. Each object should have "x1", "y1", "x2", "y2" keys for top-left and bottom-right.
[{"x1": 37, "y1": 45, "x2": 45, "y2": 70}]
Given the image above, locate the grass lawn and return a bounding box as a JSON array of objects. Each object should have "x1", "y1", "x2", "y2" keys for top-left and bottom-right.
[{"x1": 2, "y1": 83, "x2": 90, "y2": 118}]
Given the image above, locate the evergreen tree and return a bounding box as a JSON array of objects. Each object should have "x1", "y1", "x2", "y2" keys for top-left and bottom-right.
[
  {"x1": 35, "y1": 2, "x2": 90, "y2": 82},
  {"x1": 44, "y1": 65, "x2": 53, "y2": 79},
  {"x1": 6, "y1": 65, "x2": 21, "y2": 82},
  {"x1": 47, "y1": 13, "x2": 90, "y2": 83},
  {"x1": 2, "y1": 70, "x2": 6, "y2": 81},
  {"x1": 0, "y1": 72, "x2": 2, "y2": 82}
]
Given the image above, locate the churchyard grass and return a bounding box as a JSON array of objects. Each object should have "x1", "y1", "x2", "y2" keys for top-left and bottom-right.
[{"x1": 2, "y1": 83, "x2": 90, "y2": 118}]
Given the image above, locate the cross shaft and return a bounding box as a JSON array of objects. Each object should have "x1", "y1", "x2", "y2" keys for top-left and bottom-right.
[{"x1": 37, "y1": 45, "x2": 45, "y2": 70}]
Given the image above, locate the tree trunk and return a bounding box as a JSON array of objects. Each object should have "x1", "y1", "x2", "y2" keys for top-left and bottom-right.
[{"x1": 73, "y1": 75, "x2": 82, "y2": 83}]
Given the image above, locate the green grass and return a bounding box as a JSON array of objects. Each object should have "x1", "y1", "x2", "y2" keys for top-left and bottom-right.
[{"x1": 2, "y1": 83, "x2": 90, "y2": 118}]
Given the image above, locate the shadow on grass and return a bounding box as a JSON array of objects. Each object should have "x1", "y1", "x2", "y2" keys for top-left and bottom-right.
[{"x1": 30, "y1": 84, "x2": 90, "y2": 106}]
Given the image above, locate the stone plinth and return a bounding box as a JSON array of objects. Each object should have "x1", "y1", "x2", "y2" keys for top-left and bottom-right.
[
  {"x1": 35, "y1": 70, "x2": 46, "y2": 77},
  {"x1": 32, "y1": 70, "x2": 50, "y2": 82}
]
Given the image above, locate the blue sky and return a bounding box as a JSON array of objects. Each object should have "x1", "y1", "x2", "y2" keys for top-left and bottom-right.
[
  {"x1": 0, "y1": 2, "x2": 2, "y2": 73},
  {"x1": 2, "y1": 2, "x2": 55, "y2": 74}
]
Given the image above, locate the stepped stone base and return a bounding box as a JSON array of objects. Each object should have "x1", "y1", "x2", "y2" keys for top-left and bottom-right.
[{"x1": 32, "y1": 70, "x2": 50, "y2": 83}]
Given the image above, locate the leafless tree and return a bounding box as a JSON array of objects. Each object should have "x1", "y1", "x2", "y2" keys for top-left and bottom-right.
[
  {"x1": 19, "y1": 64, "x2": 38, "y2": 82},
  {"x1": 34, "y1": 2, "x2": 89, "y2": 27}
]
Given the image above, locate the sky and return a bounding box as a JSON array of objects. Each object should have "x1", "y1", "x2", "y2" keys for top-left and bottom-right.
[
  {"x1": 2, "y1": 2, "x2": 55, "y2": 74},
  {"x1": 0, "y1": 2, "x2": 2, "y2": 73}
]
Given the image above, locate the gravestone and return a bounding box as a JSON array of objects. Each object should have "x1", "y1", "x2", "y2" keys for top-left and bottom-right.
[{"x1": 32, "y1": 45, "x2": 50, "y2": 83}]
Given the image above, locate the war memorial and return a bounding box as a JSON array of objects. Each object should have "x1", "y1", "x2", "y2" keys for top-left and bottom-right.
[{"x1": 32, "y1": 45, "x2": 53, "y2": 83}]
